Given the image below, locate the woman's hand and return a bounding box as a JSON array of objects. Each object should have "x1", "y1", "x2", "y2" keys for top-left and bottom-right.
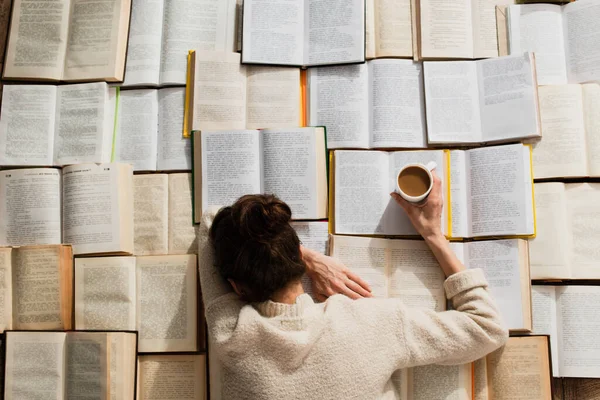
[
  {"x1": 390, "y1": 170, "x2": 444, "y2": 240},
  {"x1": 301, "y1": 246, "x2": 372, "y2": 301}
]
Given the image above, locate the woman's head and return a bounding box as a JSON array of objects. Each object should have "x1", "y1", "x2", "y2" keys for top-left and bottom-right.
[{"x1": 209, "y1": 195, "x2": 306, "y2": 302}]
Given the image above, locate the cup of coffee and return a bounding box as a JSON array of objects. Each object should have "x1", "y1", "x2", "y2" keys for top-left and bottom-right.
[{"x1": 395, "y1": 161, "x2": 437, "y2": 203}]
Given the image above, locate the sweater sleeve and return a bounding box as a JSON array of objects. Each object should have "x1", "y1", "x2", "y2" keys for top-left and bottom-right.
[
  {"x1": 197, "y1": 208, "x2": 245, "y2": 342},
  {"x1": 398, "y1": 268, "x2": 508, "y2": 367},
  {"x1": 354, "y1": 268, "x2": 508, "y2": 369}
]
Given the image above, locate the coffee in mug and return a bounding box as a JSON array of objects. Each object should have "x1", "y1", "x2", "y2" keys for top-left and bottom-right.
[{"x1": 395, "y1": 161, "x2": 437, "y2": 203}]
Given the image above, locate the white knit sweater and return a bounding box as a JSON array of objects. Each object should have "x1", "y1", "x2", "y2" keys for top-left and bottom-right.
[{"x1": 198, "y1": 210, "x2": 509, "y2": 400}]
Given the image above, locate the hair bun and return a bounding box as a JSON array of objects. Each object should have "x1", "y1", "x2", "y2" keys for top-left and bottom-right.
[{"x1": 232, "y1": 195, "x2": 292, "y2": 242}]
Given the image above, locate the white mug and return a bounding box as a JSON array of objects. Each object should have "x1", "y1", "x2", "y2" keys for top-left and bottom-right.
[{"x1": 395, "y1": 161, "x2": 437, "y2": 203}]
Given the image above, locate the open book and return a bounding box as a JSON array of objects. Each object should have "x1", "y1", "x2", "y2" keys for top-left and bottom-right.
[
  {"x1": 419, "y1": 0, "x2": 514, "y2": 59},
  {"x1": 3, "y1": 0, "x2": 131, "y2": 82},
  {"x1": 133, "y1": 173, "x2": 198, "y2": 256},
  {"x1": 533, "y1": 83, "x2": 600, "y2": 179},
  {"x1": 0, "y1": 164, "x2": 133, "y2": 255},
  {"x1": 331, "y1": 235, "x2": 532, "y2": 331},
  {"x1": 241, "y1": 0, "x2": 365, "y2": 67},
  {"x1": 4, "y1": 330, "x2": 137, "y2": 400},
  {"x1": 307, "y1": 60, "x2": 427, "y2": 149},
  {"x1": 333, "y1": 149, "x2": 448, "y2": 236},
  {"x1": 504, "y1": 1, "x2": 600, "y2": 85},
  {"x1": 365, "y1": 0, "x2": 413, "y2": 59},
  {"x1": 122, "y1": 0, "x2": 237, "y2": 86},
  {"x1": 423, "y1": 53, "x2": 541, "y2": 145},
  {"x1": 193, "y1": 128, "x2": 328, "y2": 221},
  {"x1": 137, "y1": 355, "x2": 206, "y2": 400},
  {"x1": 114, "y1": 88, "x2": 192, "y2": 171},
  {"x1": 75, "y1": 255, "x2": 198, "y2": 353},
  {"x1": 531, "y1": 285, "x2": 600, "y2": 378},
  {"x1": 0, "y1": 245, "x2": 73, "y2": 332},
  {"x1": 189, "y1": 51, "x2": 301, "y2": 131},
  {"x1": 449, "y1": 144, "x2": 535, "y2": 239},
  {"x1": 530, "y1": 182, "x2": 600, "y2": 280},
  {"x1": 0, "y1": 83, "x2": 116, "y2": 166},
  {"x1": 474, "y1": 336, "x2": 552, "y2": 400}
]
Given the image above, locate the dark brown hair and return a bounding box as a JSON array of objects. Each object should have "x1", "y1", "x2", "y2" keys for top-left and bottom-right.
[{"x1": 209, "y1": 195, "x2": 306, "y2": 302}]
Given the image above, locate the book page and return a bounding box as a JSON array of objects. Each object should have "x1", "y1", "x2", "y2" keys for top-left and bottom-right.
[
  {"x1": 262, "y1": 128, "x2": 322, "y2": 219},
  {"x1": 531, "y1": 286, "x2": 560, "y2": 377},
  {"x1": 114, "y1": 89, "x2": 159, "y2": 171},
  {"x1": 466, "y1": 144, "x2": 531, "y2": 237},
  {"x1": 423, "y1": 61, "x2": 481, "y2": 144},
  {"x1": 374, "y1": 0, "x2": 412, "y2": 57},
  {"x1": 333, "y1": 150, "x2": 389, "y2": 235},
  {"x1": 450, "y1": 150, "x2": 470, "y2": 238},
  {"x1": 157, "y1": 88, "x2": 192, "y2": 171},
  {"x1": 0, "y1": 248, "x2": 12, "y2": 332},
  {"x1": 307, "y1": 64, "x2": 370, "y2": 149},
  {"x1": 306, "y1": 0, "x2": 365, "y2": 66},
  {"x1": 74, "y1": 257, "x2": 137, "y2": 330},
  {"x1": 507, "y1": 4, "x2": 566, "y2": 85},
  {"x1": 121, "y1": 0, "x2": 164, "y2": 86},
  {"x1": 532, "y1": 84, "x2": 587, "y2": 179},
  {"x1": 330, "y1": 235, "x2": 389, "y2": 297},
  {"x1": 62, "y1": 0, "x2": 131, "y2": 81},
  {"x1": 0, "y1": 85, "x2": 56, "y2": 166},
  {"x1": 136, "y1": 255, "x2": 197, "y2": 353},
  {"x1": 565, "y1": 183, "x2": 600, "y2": 279},
  {"x1": 138, "y1": 355, "x2": 206, "y2": 400},
  {"x1": 0, "y1": 168, "x2": 62, "y2": 246},
  {"x1": 477, "y1": 53, "x2": 539, "y2": 142},
  {"x1": 246, "y1": 67, "x2": 300, "y2": 129},
  {"x1": 368, "y1": 59, "x2": 426, "y2": 149},
  {"x1": 291, "y1": 221, "x2": 329, "y2": 297},
  {"x1": 471, "y1": 0, "x2": 514, "y2": 59},
  {"x1": 109, "y1": 332, "x2": 137, "y2": 400},
  {"x1": 473, "y1": 358, "x2": 488, "y2": 400},
  {"x1": 387, "y1": 150, "x2": 447, "y2": 236},
  {"x1": 62, "y1": 164, "x2": 129, "y2": 255},
  {"x1": 419, "y1": 0, "x2": 473, "y2": 59},
  {"x1": 192, "y1": 51, "x2": 247, "y2": 131},
  {"x1": 387, "y1": 240, "x2": 445, "y2": 311},
  {"x1": 54, "y1": 83, "x2": 111, "y2": 166},
  {"x1": 465, "y1": 240, "x2": 525, "y2": 331},
  {"x1": 410, "y1": 364, "x2": 472, "y2": 400},
  {"x1": 241, "y1": 0, "x2": 304, "y2": 65},
  {"x1": 582, "y1": 83, "x2": 600, "y2": 176},
  {"x1": 168, "y1": 173, "x2": 199, "y2": 255},
  {"x1": 486, "y1": 336, "x2": 552, "y2": 399},
  {"x1": 65, "y1": 332, "x2": 108, "y2": 400},
  {"x1": 12, "y1": 246, "x2": 68, "y2": 330},
  {"x1": 133, "y1": 175, "x2": 169, "y2": 256},
  {"x1": 4, "y1": 331, "x2": 66, "y2": 400},
  {"x1": 160, "y1": 0, "x2": 236, "y2": 85},
  {"x1": 563, "y1": 0, "x2": 600, "y2": 84},
  {"x1": 529, "y1": 183, "x2": 570, "y2": 280},
  {"x1": 200, "y1": 130, "x2": 261, "y2": 212},
  {"x1": 3, "y1": 0, "x2": 70, "y2": 80},
  {"x1": 556, "y1": 286, "x2": 600, "y2": 378}
]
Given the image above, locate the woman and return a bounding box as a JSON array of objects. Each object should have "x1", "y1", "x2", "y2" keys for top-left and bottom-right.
[{"x1": 198, "y1": 173, "x2": 508, "y2": 399}]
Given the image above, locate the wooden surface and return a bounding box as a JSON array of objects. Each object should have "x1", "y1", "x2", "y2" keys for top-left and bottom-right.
[{"x1": 553, "y1": 378, "x2": 600, "y2": 399}]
